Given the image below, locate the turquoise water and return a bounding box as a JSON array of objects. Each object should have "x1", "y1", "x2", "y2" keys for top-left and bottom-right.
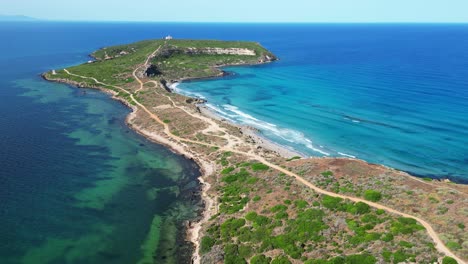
[{"x1": 176, "y1": 24, "x2": 468, "y2": 182}]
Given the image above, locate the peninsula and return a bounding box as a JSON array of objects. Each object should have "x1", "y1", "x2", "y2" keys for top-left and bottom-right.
[{"x1": 43, "y1": 39, "x2": 467, "y2": 264}]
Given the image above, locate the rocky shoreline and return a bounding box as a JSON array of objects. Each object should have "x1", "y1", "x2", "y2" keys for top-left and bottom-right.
[{"x1": 42, "y1": 72, "x2": 214, "y2": 264}]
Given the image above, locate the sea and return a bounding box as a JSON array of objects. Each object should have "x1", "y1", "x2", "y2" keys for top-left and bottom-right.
[
  {"x1": 0, "y1": 22, "x2": 467, "y2": 264},
  {"x1": 175, "y1": 23, "x2": 468, "y2": 183}
]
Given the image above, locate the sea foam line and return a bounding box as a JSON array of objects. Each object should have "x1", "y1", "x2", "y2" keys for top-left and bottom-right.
[
  {"x1": 170, "y1": 83, "x2": 206, "y2": 99},
  {"x1": 338, "y1": 152, "x2": 357, "y2": 158},
  {"x1": 221, "y1": 104, "x2": 331, "y2": 156}
]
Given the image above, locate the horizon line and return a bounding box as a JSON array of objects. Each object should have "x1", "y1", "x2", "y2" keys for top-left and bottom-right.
[{"x1": 4, "y1": 19, "x2": 468, "y2": 24}]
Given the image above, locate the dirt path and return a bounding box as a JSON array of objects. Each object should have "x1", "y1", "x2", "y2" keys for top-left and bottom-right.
[
  {"x1": 63, "y1": 49, "x2": 466, "y2": 264},
  {"x1": 249, "y1": 154, "x2": 465, "y2": 263},
  {"x1": 134, "y1": 44, "x2": 164, "y2": 93}
]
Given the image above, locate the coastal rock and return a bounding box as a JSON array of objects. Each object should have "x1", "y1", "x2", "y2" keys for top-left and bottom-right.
[
  {"x1": 158, "y1": 46, "x2": 261, "y2": 58},
  {"x1": 258, "y1": 53, "x2": 278, "y2": 63},
  {"x1": 186, "y1": 98, "x2": 207, "y2": 104},
  {"x1": 186, "y1": 47, "x2": 256, "y2": 56},
  {"x1": 160, "y1": 79, "x2": 172, "y2": 93}
]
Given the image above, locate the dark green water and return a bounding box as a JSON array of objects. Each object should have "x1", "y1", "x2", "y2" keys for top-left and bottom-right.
[
  {"x1": 0, "y1": 22, "x2": 209, "y2": 264},
  {"x1": 0, "y1": 77, "x2": 201, "y2": 263}
]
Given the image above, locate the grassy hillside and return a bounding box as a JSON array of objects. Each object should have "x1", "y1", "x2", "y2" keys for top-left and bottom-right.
[{"x1": 48, "y1": 39, "x2": 276, "y2": 85}]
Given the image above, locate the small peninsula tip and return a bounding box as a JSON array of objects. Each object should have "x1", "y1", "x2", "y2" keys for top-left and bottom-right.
[{"x1": 45, "y1": 39, "x2": 277, "y2": 88}]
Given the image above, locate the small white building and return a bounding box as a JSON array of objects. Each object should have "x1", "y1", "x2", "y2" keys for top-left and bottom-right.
[{"x1": 165, "y1": 35, "x2": 173, "y2": 40}]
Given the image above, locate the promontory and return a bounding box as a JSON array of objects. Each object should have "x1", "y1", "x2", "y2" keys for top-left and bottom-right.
[{"x1": 44, "y1": 39, "x2": 467, "y2": 264}]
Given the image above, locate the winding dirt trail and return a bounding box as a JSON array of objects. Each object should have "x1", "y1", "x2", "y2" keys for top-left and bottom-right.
[
  {"x1": 134, "y1": 44, "x2": 164, "y2": 93},
  {"x1": 62, "y1": 48, "x2": 466, "y2": 264}
]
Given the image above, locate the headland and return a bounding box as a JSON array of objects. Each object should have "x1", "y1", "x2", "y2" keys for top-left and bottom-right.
[{"x1": 43, "y1": 39, "x2": 467, "y2": 264}]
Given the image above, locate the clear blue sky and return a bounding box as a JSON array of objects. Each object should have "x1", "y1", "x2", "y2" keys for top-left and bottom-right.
[{"x1": 2, "y1": 0, "x2": 468, "y2": 23}]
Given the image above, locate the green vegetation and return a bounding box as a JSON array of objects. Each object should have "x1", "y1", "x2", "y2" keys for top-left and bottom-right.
[
  {"x1": 200, "y1": 236, "x2": 215, "y2": 254},
  {"x1": 251, "y1": 254, "x2": 271, "y2": 264},
  {"x1": 219, "y1": 165, "x2": 268, "y2": 214},
  {"x1": 321, "y1": 195, "x2": 343, "y2": 210},
  {"x1": 392, "y1": 250, "x2": 412, "y2": 263},
  {"x1": 363, "y1": 190, "x2": 382, "y2": 202},
  {"x1": 442, "y1": 256, "x2": 459, "y2": 264},
  {"x1": 153, "y1": 40, "x2": 276, "y2": 79},
  {"x1": 47, "y1": 39, "x2": 275, "y2": 89},
  {"x1": 251, "y1": 163, "x2": 269, "y2": 171},
  {"x1": 399, "y1": 241, "x2": 414, "y2": 248},
  {"x1": 286, "y1": 156, "x2": 301, "y2": 161},
  {"x1": 304, "y1": 254, "x2": 377, "y2": 264},
  {"x1": 73, "y1": 40, "x2": 164, "y2": 85},
  {"x1": 224, "y1": 243, "x2": 247, "y2": 264},
  {"x1": 221, "y1": 218, "x2": 246, "y2": 238},
  {"x1": 204, "y1": 159, "x2": 435, "y2": 263},
  {"x1": 238, "y1": 162, "x2": 251, "y2": 167},
  {"x1": 221, "y1": 167, "x2": 235, "y2": 174},
  {"x1": 376, "y1": 209, "x2": 385, "y2": 215},
  {"x1": 390, "y1": 217, "x2": 425, "y2": 234},
  {"x1": 294, "y1": 199, "x2": 308, "y2": 209},
  {"x1": 218, "y1": 151, "x2": 232, "y2": 166},
  {"x1": 446, "y1": 241, "x2": 461, "y2": 250},
  {"x1": 350, "y1": 201, "x2": 370, "y2": 214}
]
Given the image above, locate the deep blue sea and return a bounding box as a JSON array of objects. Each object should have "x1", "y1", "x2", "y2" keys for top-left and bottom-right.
[{"x1": 0, "y1": 22, "x2": 467, "y2": 264}]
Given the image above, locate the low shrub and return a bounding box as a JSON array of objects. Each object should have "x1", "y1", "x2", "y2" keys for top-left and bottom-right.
[{"x1": 364, "y1": 190, "x2": 382, "y2": 202}]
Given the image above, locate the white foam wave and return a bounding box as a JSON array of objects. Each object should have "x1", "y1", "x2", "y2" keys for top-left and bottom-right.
[
  {"x1": 220, "y1": 104, "x2": 330, "y2": 156},
  {"x1": 223, "y1": 104, "x2": 260, "y2": 122},
  {"x1": 305, "y1": 142, "x2": 331, "y2": 156},
  {"x1": 205, "y1": 103, "x2": 231, "y2": 117},
  {"x1": 338, "y1": 152, "x2": 356, "y2": 158},
  {"x1": 169, "y1": 83, "x2": 206, "y2": 99},
  {"x1": 344, "y1": 117, "x2": 361, "y2": 123},
  {"x1": 169, "y1": 82, "x2": 179, "y2": 89},
  {"x1": 204, "y1": 104, "x2": 236, "y2": 123}
]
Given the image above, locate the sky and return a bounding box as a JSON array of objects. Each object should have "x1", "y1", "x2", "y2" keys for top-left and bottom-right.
[{"x1": 2, "y1": 0, "x2": 468, "y2": 23}]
